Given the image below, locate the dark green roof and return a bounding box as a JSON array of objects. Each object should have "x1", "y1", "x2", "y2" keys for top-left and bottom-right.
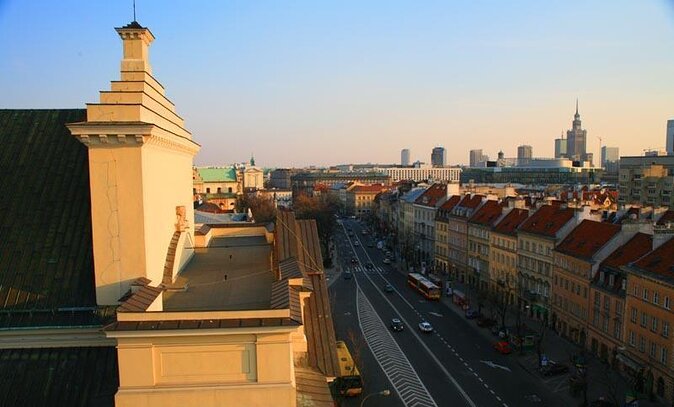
[
  {"x1": 0, "y1": 346, "x2": 118, "y2": 407},
  {"x1": 0, "y1": 110, "x2": 98, "y2": 326}
]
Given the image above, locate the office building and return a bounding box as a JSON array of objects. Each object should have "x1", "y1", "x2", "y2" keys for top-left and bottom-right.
[
  {"x1": 555, "y1": 134, "x2": 567, "y2": 158},
  {"x1": 601, "y1": 146, "x2": 620, "y2": 173},
  {"x1": 470, "y1": 149, "x2": 488, "y2": 167},
  {"x1": 517, "y1": 145, "x2": 533, "y2": 166},
  {"x1": 384, "y1": 165, "x2": 461, "y2": 183},
  {"x1": 618, "y1": 156, "x2": 674, "y2": 207},
  {"x1": 431, "y1": 146, "x2": 446, "y2": 167},
  {"x1": 666, "y1": 119, "x2": 674, "y2": 155},
  {"x1": 401, "y1": 148, "x2": 411, "y2": 166}
]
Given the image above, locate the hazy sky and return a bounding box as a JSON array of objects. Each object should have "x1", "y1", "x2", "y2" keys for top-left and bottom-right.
[{"x1": 1, "y1": 1, "x2": 674, "y2": 167}]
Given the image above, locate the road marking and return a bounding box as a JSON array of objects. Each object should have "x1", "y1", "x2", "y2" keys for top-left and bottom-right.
[
  {"x1": 355, "y1": 287, "x2": 438, "y2": 407},
  {"x1": 479, "y1": 360, "x2": 512, "y2": 372},
  {"x1": 342, "y1": 223, "x2": 475, "y2": 407},
  {"x1": 429, "y1": 311, "x2": 444, "y2": 317}
]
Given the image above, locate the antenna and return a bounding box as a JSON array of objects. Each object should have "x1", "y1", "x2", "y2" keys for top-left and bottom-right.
[{"x1": 133, "y1": 0, "x2": 136, "y2": 21}]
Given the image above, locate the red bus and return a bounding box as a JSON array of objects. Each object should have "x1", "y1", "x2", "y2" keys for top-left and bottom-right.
[
  {"x1": 427, "y1": 274, "x2": 443, "y2": 289},
  {"x1": 407, "y1": 273, "x2": 441, "y2": 300}
]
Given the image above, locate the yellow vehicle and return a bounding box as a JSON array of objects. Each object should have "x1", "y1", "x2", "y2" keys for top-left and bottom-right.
[{"x1": 334, "y1": 341, "x2": 363, "y2": 396}]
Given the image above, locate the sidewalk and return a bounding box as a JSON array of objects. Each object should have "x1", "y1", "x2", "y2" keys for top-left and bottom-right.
[{"x1": 393, "y1": 264, "x2": 664, "y2": 407}]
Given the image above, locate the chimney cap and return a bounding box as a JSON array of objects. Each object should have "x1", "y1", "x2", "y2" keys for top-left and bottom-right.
[{"x1": 121, "y1": 20, "x2": 145, "y2": 29}]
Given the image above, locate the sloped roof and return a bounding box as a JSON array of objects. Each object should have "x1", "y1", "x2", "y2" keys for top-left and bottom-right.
[
  {"x1": 440, "y1": 195, "x2": 461, "y2": 211},
  {"x1": 349, "y1": 184, "x2": 387, "y2": 194},
  {"x1": 400, "y1": 188, "x2": 426, "y2": 204},
  {"x1": 295, "y1": 367, "x2": 334, "y2": 407},
  {"x1": 519, "y1": 204, "x2": 575, "y2": 237},
  {"x1": 304, "y1": 272, "x2": 339, "y2": 377},
  {"x1": 0, "y1": 110, "x2": 100, "y2": 326},
  {"x1": 414, "y1": 183, "x2": 447, "y2": 207},
  {"x1": 468, "y1": 200, "x2": 503, "y2": 226},
  {"x1": 493, "y1": 208, "x2": 529, "y2": 236},
  {"x1": 601, "y1": 232, "x2": 653, "y2": 270},
  {"x1": 0, "y1": 346, "x2": 118, "y2": 407},
  {"x1": 555, "y1": 220, "x2": 621, "y2": 260},
  {"x1": 196, "y1": 167, "x2": 237, "y2": 182},
  {"x1": 632, "y1": 236, "x2": 674, "y2": 278}
]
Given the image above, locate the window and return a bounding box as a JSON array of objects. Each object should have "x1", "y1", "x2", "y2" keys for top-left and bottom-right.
[
  {"x1": 630, "y1": 307, "x2": 637, "y2": 323},
  {"x1": 643, "y1": 289, "x2": 649, "y2": 301},
  {"x1": 639, "y1": 336, "x2": 646, "y2": 352},
  {"x1": 652, "y1": 317, "x2": 659, "y2": 332},
  {"x1": 604, "y1": 297, "x2": 610, "y2": 313},
  {"x1": 629, "y1": 331, "x2": 636, "y2": 347},
  {"x1": 206, "y1": 187, "x2": 211, "y2": 193},
  {"x1": 650, "y1": 342, "x2": 657, "y2": 358},
  {"x1": 614, "y1": 321, "x2": 622, "y2": 340},
  {"x1": 666, "y1": 297, "x2": 671, "y2": 310},
  {"x1": 641, "y1": 312, "x2": 648, "y2": 327},
  {"x1": 602, "y1": 317, "x2": 609, "y2": 333},
  {"x1": 661, "y1": 348, "x2": 668, "y2": 365},
  {"x1": 663, "y1": 322, "x2": 670, "y2": 338},
  {"x1": 653, "y1": 291, "x2": 659, "y2": 305}
]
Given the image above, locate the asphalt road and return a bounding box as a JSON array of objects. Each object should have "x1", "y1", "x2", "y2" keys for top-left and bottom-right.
[{"x1": 330, "y1": 218, "x2": 568, "y2": 407}]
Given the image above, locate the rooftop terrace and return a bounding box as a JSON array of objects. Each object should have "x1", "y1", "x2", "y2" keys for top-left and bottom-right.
[{"x1": 163, "y1": 236, "x2": 273, "y2": 312}]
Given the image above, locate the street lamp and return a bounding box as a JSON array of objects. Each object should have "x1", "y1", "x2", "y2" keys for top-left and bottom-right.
[{"x1": 360, "y1": 389, "x2": 391, "y2": 407}]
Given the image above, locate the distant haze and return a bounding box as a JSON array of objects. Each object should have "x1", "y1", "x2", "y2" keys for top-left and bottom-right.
[{"x1": 1, "y1": 1, "x2": 673, "y2": 167}]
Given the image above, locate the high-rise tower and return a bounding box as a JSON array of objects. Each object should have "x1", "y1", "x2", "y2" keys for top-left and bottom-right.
[
  {"x1": 431, "y1": 146, "x2": 446, "y2": 167},
  {"x1": 566, "y1": 100, "x2": 590, "y2": 163}
]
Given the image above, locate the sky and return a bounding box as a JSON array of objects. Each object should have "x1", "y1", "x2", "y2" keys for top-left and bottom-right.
[{"x1": 1, "y1": 1, "x2": 674, "y2": 167}]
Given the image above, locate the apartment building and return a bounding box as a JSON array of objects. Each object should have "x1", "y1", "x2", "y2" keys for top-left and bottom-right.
[
  {"x1": 398, "y1": 188, "x2": 427, "y2": 263},
  {"x1": 446, "y1": 195, "x2": 485, "y2": 283},
  {"x1": 517, "y1": 205, "x2": 582, "y2": 321},
  {"x1": 466, "y1": 200, "x2": 504, "y2": 289},
  {"x1": 551, "y1": 220, "x2": 622, "y2": 345},
  {"x1": 413, "y1": 184, "x2": 455, "y2": 268},
  {"x1": 618, "y1": 156, "x2": 674, "y2": 207},
  {"x1": 624, "y1": 235, "x2": 674, "y2": 403},
  {"x1": 345, "y1": 183, "x2": 388, "y2": 217},
  {"x1": 490, "y1": 207, "x2": 530, "y2": 304},
  {"x1": 434, "y1": 195, "x2": 461, "y2": 275},
  {"x1": 587, "y1": 233, "x2": 653, "y2": 364}
]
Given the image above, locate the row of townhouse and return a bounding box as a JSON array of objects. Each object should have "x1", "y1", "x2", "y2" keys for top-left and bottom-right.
[{"x1": 377, "y1": 184, "x2": 674, "y2": 403}]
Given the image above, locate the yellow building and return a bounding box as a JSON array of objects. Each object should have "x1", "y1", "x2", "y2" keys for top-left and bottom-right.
[
  {"x1": 550, "y1": 220, "x2": 622, "y2": 345},
  {"x1": 623, "y1": 235, "x2": 674, "y2": 403},
  {"x1": 489, "y1": 207, "x2": 529, "y2": 304},
  {"x1": 346, "y1": 183, "x2": 388, "y2": 217},
  {"x1": 20, "y1": 19, "x2": 338, "y2": 407}
]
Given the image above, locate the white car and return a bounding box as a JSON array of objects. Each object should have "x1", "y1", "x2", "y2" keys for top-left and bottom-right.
[
  {"x1": 353, "y1": 240, "x2": 360, "y2": 246},
  {"x1": 383, "y1": 258, "x2": 391, "y2": 264},
  {"x1": 418, "y1": 322, "x2": 434, "y2": 333}
]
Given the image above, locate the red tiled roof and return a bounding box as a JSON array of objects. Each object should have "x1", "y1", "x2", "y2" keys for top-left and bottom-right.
[
  {"x1": 555, "y1": 220, "x2": 621, "y2": 260},
  {"x1": 657, "y1": 210, "x2": 674, "y2": 225},
  {"x1": 519, "y1": 205, "x2": 575, "y2": 237},
  {"x1": 468, "y1": 200, "x2": 503, "y2": 226},
  {"x1": 633, "y1": 237, "x2": 674, "y2": 277},
  {"x1": 458, "y1": 194, "x2": 484, "y2": 209},
  {"x1": 415, "y1": 183, "x2": 447, "y2": 207},
  {"x1": 601, "y1": 233, "x2": 653, "y2": 269},
  {"x1": 493, "y1": 208, "x2": 529, "y2": 236},
  {"x1": 440, "y1": 195, "x2": 461, "y2": 210}
]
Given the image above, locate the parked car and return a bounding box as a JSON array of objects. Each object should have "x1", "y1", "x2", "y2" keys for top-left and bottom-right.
[
  {"x1": 390, "y1": 318, "x2": 404, "y2": 332},
  {"x1": 493, "y1": 341, "x2": 512, "y2": 354},
  {"x1": 353, "y1": 240, "x2": 360, "y2": 246},
  {"x1": 343, "y1": 271, "x2": 352, "y2": 280},
  {"x1": 382, "y1": 258, "x2": 391, "y2": 264},
  {"x1": 384, "y1": 284, "x2": 394, "y2": 293},
  {"x1": 418, "y1": 322, "x2": 434, "y2": 333},
  {"x1": 540, "y1": 362, "x2": 569, "y2": 377},
  {"x1": 367, "y1": 241, "x2": 374, "y2": 248},
  {"x1": 465, "y1": 309, "x2": 480, "y2": 319},
  {"x1": 361, "y1": 230, "x2": 369, "y2": 235},
  {"x1": 351, "y1": 257, "x2": 358, "y2": 265},
  {"x1": 365, "y1": 263, "x2": 374, "y2": 270},
  {"x1": 491, "y1": 326, "x2": 510, "y2": 339}
]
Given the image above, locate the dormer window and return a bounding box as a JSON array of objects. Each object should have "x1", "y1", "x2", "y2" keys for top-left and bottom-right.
[{"x1": 608, "y1": 274, "x2": 615, "y2": 287}]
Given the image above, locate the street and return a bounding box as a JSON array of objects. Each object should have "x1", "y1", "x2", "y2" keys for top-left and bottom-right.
[{"x1": 328, "y1": 218, "x2": 570, "y2": 407}]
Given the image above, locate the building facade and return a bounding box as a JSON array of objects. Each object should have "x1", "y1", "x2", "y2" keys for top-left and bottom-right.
[
  {"x1": 383, "y1": 166, "x2": 461, "y2": 183},
  {"x1": 466, "y1": 200, "x2": 504, "y2": 289},
  {"x1": 618, "y1": 156, "x2": 674, "y2": 207},
  {"x1": 551, "y1": 220, "x2": 622, "y2": 345},
  {"x1": 346, "y1": 184, "x2": 388, "y2": 217},
  {"x1": 434, "y1": 195, "x2": 461, "y2": 275},
  {"x1": 566, "y1": 101, "x2": 592, "y2": 164},
  {"x1": 517, "y1": 145, "x2": 533, "y2": 166},
  {"x1": 431, "y1": 146, "x2": 446, "y2": 167},
  {"x1": 413, "y1": 184, "x2": 453, "y2": 269},
  {"x1": 623, "y1": 236, "x2": 674, "y2": 403},
  {"x1": 401, "y1": 148, "x2": 411, "y2": 166},
  {"x1": 446, "y1": 195, "x2": 485, "y2": 283},
  {"x1": 490, "y1": 205, "x2": 529, "y2": 304}
]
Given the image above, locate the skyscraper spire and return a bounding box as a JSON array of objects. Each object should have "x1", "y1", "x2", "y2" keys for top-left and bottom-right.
[{"x1": 576, "y1": 98, "x2": 579, "y2": 115}]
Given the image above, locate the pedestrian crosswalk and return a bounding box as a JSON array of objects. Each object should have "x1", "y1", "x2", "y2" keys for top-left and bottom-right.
[
  {"x1": 349, "y1": 265, "x2": 390, "y2": 275},
  {"x1": 356, "y1": 286, "x2": 438, "y2": 407}
]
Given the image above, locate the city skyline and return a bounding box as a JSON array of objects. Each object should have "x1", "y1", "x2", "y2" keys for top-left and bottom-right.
[{"x1": 1, "y1": 1, "x2": 674, "y2": 167}]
